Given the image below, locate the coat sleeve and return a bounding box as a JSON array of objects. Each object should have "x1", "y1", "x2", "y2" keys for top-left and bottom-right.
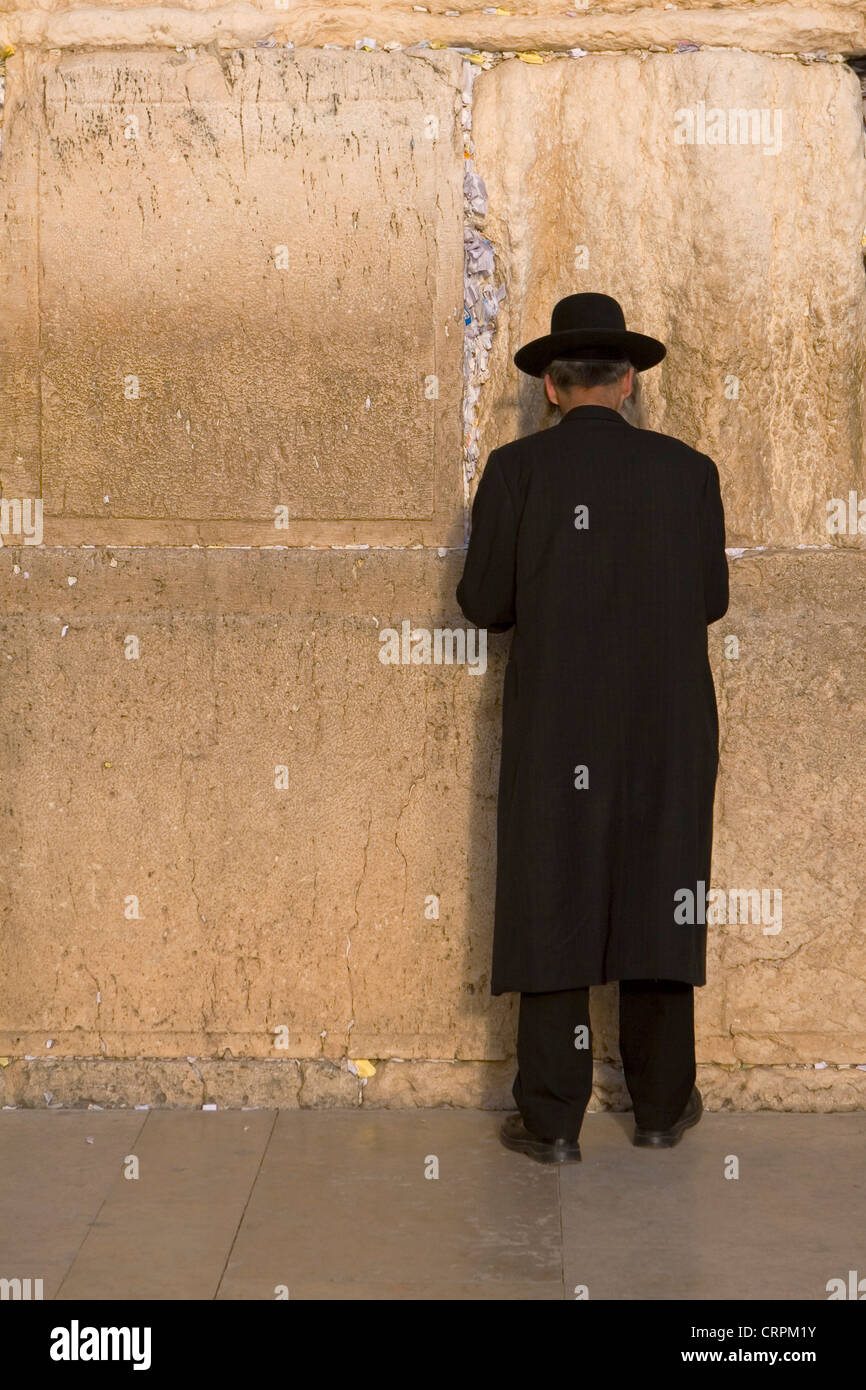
[
  {"x1": 456, "y1": 449, "x2": 518, "y2": 633},
  {"x1": 701, "y1": 453, "x2": 729, "y2": 624}
]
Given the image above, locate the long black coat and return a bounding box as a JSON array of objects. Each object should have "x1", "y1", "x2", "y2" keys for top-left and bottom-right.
[{"x1": 457, "y1": 404, "x2": 729, "y2": 993}]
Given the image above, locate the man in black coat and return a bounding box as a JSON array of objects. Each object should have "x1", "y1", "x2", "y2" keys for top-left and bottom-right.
[{"x1": 457, "y1": 293, "x2": 729, "y2": 1164}]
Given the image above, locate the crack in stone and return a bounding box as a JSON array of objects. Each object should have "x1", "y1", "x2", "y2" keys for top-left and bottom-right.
[
  {"x1": 345, "y1": 806, "x2": 373, "y2": 1053},
  {"x1": 80, "y1": 965, "x2": 107, "y2": 1056},
  {"x1": 186, "y1": 1057, "x2": 206, "y2": 1104}
]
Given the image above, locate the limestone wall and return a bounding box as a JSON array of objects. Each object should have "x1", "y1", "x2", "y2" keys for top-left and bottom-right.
[{"x1": 1, "y1": 6, "x2": 865, "y2": 1109}]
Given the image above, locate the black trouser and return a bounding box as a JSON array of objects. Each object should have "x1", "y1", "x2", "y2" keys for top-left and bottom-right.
[{"x1": 512, "y1": 980, "x2": 695, "y2": 1142}]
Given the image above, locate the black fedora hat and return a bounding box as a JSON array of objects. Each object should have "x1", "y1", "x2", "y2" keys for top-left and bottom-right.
[{"x1": 513, "y1": 292, "x2": 666, "y2": 377}]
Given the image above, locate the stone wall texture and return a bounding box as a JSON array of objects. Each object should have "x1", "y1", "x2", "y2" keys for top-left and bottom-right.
[{"x1": 1, "y1": 5, "x2": 865, "y2": 1109}]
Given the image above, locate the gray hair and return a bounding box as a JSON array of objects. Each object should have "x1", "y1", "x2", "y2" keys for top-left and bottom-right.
[
  {"x1": 545, "y1": 356, "x2": 632, "y2": 390},
  {"x1": 620, "y1": 368, "x2": 646, "y2": 428}
]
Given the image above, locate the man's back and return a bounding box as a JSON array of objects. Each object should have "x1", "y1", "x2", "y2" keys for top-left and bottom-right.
[
  {"x1": 456, "y1": 402, "x2": 729, "y2": 994},
  {"x1": 459, "y1": 403, "x2": 727, "y2": 650}
]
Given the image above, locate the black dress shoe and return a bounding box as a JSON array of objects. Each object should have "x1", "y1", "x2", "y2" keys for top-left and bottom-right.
[
  {"x1": 499, "y1": 1113, "x2": 582, "y2": 1164},
  {"x1": 633, "y1": 1086, "x2": 703, "y2": 1148}
]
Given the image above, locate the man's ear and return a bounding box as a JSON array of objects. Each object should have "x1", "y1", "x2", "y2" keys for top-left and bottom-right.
[
  {"x1": 621, "y1": 366, "x2": 635, "y2": 402},
  {"x1": 543, "y1": 373, "x2": 558, "y2": 407}
]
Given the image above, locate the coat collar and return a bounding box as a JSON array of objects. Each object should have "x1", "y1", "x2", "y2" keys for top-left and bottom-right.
[{"x1": 558, "y1": 404, "x2": 630, "y2": 426}]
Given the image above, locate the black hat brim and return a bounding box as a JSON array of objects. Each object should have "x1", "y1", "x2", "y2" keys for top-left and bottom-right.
[{"x1": 513, "y1": 328, "x2": 666, "y2": 377}]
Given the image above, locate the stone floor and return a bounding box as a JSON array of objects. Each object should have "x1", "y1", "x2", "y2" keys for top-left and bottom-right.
[{"x1": 0, "y1": 1108, "x2": 863, "y2": 1300}]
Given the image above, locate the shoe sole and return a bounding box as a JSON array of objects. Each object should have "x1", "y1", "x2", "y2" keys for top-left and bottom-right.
[
  {"x1": 633, "y1": 1096, "x2": 703, "y2": 1149},
  {"x1": 499, "y1": 1131, "x2": 582, "y2": 1165}
]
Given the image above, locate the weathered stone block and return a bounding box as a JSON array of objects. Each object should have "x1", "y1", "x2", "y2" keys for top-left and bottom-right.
[
  {"x1": 1, "y1": 547, "x2": 865, "y2": 1108},
  {"x1": 0, "y1": 546, "x2": 511, "y2": 1063},
  {"x1": 472, "y1": 52, "x2": 866, "y2": 547},
  {"x1": 4, "y1": 5, "x2": 866, "y2": 58},
  {"x1": 708, "y1": 551, "x2": 866, "y2": 1062},
  {"x1": 0, "y1": 48, "x2": 464, "y2": 545}
]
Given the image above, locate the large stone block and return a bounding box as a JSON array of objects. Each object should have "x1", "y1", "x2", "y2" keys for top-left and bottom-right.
[
  {"x1": 0, "y1": 546, "x2": 512, "y2": 1063},
  {"x1": 3, "y1": 1055, "x2": 865, "y2": 1112},
  {"x1": 0, "y1": 48, "x2": 464, "y2": 545},
  {"x1": 472, "y1": 51, "x2": 866, "y2": 547},
  {"x1": 1, "y1": 547, "x2": 865, "y2": 1108},
  {"x1": 4, "y1": 6, "x2": 866, "y2": 57},
  {"x1": 708, "y1": 550, "x2": 866, "y2": 1063}
]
